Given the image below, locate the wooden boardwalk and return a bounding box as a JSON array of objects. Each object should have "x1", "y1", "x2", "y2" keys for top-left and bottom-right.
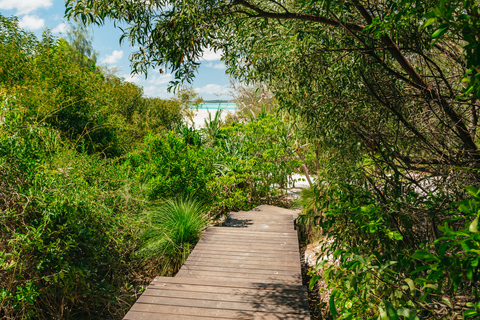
[{"x1": 124, "y1": 205, "x2": 310, "y2": 320}]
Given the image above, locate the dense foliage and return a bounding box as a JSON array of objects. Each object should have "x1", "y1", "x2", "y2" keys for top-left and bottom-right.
[
  {"x1": 0, "y1": 14, "x2": 304, "y2": 318},
  {"x1": 66, "y1": 0, "x2": 480, "y2": 318}
]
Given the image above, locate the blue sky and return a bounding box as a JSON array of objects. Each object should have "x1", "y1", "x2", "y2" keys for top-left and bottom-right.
[{"x1": 0, "y1": 0, "x2": 232, "y2": 100}]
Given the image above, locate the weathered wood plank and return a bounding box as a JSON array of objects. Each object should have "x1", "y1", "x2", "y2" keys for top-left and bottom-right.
[
  {"x1": 126, "y1": 307, "x2": 310, "y2": 320},
  {"x1": 145, "y1": 281, "x2": 305, "y2": 297},
  {"x1": 149, "y1": 277, "x2": 307, "y2": 292},
  {"x1": 189, "y1": 248, "x2": 301, "y2": 259},
  {"x1": 205, "y1": 227, "x2": 298, "y2": 237},
  {"x1": 176, "y1": 269, "x2": 302, "y2": 282},
  {"x1": 183, "y1": 260, "x2": 301, "y2": 273},
  {"x1": 191, "y1": 242, "x2": 299, "y2": 252},
  {"x1": 184, "y1": 256, "x2": 301, "y2": 268},
  {"x1": 200, "y1": 232, "x2": 299, "y2": 241},
  {"x1": 192, "y1": 243, "x2": 300, "y2": 255},
  {"x1": 140, "y1": 288, "x2": 309, "y2": 308},
  {"x1": 187, "y1": 251, "x2": 300, "y2": 263},
  {"x1": 178, "y1": 265, "x2": 300, "y2": 277},
  {"x1": 134, "y1": 295, "x2": 310, "y2": 314}
]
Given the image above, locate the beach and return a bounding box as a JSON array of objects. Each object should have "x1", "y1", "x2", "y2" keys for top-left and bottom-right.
[{"x1": 191, "y1": 108, "x2": 234, "y2": 128}]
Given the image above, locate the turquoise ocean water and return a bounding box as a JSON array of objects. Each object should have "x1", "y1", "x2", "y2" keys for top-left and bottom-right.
[{"x1": 193, "y1": 103, "x2": 237, "y2": 110}]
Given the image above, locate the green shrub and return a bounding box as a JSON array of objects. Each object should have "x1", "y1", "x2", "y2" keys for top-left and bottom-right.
[
  {"x1": 137, "y1": 198, "x2": 207, "y2": 275},
  {"x1": 308, "y1": 180, "x2": 480, "y2": 319},
  {"x1": 126, "y1": 131, "x2": 214, "y2": 200},
  {"x1": 0, "y1": 95, "x2": 142, "y2": 319}
]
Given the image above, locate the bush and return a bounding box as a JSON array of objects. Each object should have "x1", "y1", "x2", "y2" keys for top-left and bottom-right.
[
  {"x1": 307, "y1": 179, "x2": 480, "y2": 319},
  {"x1": 0, "y1": 95, "x2": 142, "y2": 319},
  {"x1": 136, "y1": 198, "x2": 207, "y2": 276},
  {"x1": 126, "y1": 131, "x2": 215, "y2": 200}
]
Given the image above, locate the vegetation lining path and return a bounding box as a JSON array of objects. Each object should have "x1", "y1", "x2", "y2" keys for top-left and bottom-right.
[{"x1": 123, "y1": 205, "x2": 310, "y2": 319}]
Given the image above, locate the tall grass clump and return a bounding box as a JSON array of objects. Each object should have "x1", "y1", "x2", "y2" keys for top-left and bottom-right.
[{"x1": 137, "y1": 198, "x2": 207, "y2": 276}]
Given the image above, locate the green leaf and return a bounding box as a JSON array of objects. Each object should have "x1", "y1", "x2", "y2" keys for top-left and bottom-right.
[
  {"x1": 431, "y1": 26, "x2": 449, "y2": 38},
  {"x1": 378, "y1": 306, "x2": 389, "y2": 320},
  {"x1": 398, "y1": 308, "x2": 419, "y2": 320},
  {"x1": 383, "y1": 300, "x2": 400, "y2": 320},
  {"x1": 465, "y1": 186, "x2": 480, "y2": 198},
  {"x1": 329, "y1": 292, "x2": 339, "y2": 318},
  {"x1": 353, "y1": 254, "x2": 367, "y2": 265},
  {"x1": 469, "y1": 216, "x2": 479, "y2": 233},
  {"x1": 404, "y1": 278, "x2": 415, "y2": 292},
  {"x1": 309, "y1": 275, "x2": 321, "y2": 291},
  {"x1": 421, "y1": 18, "x2": 436, "y2": 30},
  {"x1": 459, "y1": 203, "x2": 471, "y2": 213},
  {"x1": 411, "y1": 250, "x2": 436, "y2": 260},
  {"x1": 464, "y1": 309, "x2": 478, "y2": 318},
  {"x1": 442, "y1": 297, "x2": 452, "y2": 307}
]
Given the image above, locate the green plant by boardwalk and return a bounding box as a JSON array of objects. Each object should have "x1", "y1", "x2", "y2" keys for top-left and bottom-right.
[
  {"x1": 136, "y1": 198, "x2": 208, "y2": 276},
  {"x1": 306, "y1": 181, "x2": 480, "y2": 319},
  {"x1": 408, "y1": 186, "x2": 480, "y2": 318}
]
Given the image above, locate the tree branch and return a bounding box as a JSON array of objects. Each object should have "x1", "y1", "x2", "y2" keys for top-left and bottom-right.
[{"x1": 233, "y1": 0, "x2": 365, "y2": 31}]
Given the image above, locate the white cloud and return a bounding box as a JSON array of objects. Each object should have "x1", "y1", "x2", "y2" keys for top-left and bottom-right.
[
  {"x1": 0, "y1": 0, "x2": 53, "y2": 15},
  {"x1": 149, "y1": 73, "x2": 173, "y2": 85},
  {"x1": 52, "y1": 22, "x2": 67, "y2": 34},
  {"x1": 195, "y1": 84, "x2": 229, "y2": 96},
  {"x1": 18, "y1": 15, "x2": 44, "y2": 31},
  {"x1": 101, "y1": 50, "x2": 124, "y2": 64},
  {"x1": 143, "y1": 85, "x2": 174, "y2": 99},
  {"x1": 204, "y1": 62, "x2": 226, "y2": 70},
  {"x1": 124, "y1": 72, "x2": 173, "y2": 85},
  {"x1": 123, "y1": 72, "x2": 174, "y2": 98},
  {"x1": 200, "y1": 48, "x2": 222, "y2": 61},
  {"x1": 123, "y1": 73, "x2": 143, "y2": 84}
]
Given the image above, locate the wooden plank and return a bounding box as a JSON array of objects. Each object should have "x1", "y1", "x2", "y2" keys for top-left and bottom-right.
[
  {"x1": 198, "y1": 239, "x2": 298, "y2": 251},
  {"x1": 190, "y1": 248, "x2": 300, "y2": 259},
  {"x1": 199, "y1": 235, "x2": 300, "y2": 246},
  {"x1": 225, "y1": 219, "x2": 294, "y2": 225},
  {"x1": 204, "y1": 228, "x2": 297, "y2": 236},
  {"x1": 225, "y1": 223, "x2": 294, "y2": 233},
  {"x1": 176, "y1": 269, "x2": 301, "y2": 282},
  {"x1": 197, "y1": 238, "x2": 299, "y2": 247},
  {"x1": 192, "y1": 241, "x2": 299, "y2": 251},
  {"x1": 187, "y1": 253, "x2": 299, "y2": 264},
  {"x1": 184, "y1": 256, "x2": 301, "y2": 268},
  {"x1": 176, "y1": 274, "x2": 297, "y2": 284},
  {"x1": 126, "y1": 306, "x2": 310, "y2": 320},
  {"x1": 227, "y1": 213, "x2": 294, "y2": 219},
  {"x1": 140, "y1": 288, "x2": 309, "y2": 308},
  {"x1": 202, "y1": 230, "x2": 298, "y2": 239},
  {"x1": 178, "y1": 265, "x2": 300, "y2": 276},
  {"x1": 124, "y1": 310, "x2": 235, "y2": 320},
  {"x1": 196, "y1": 240, "x2": 299, "y2": 250},
  {"x1": 225, "y1": 218, "x2": 294, "y2": 224},
  {"x1": 183, "y1": 260, "x2": 301, "y2": 273},
  {"x1": 149, "y1": 277, "x2": 307, "y2": 292},
  {"x1": 206, "y1": 227, "x2": 298, "y2": 237},
  {"x1": 134, "y1": 295, "x2": 309, "y2": 314},
  {"x1": 195, "y1": 241, "x2": 299, "y2": 250},
  {"x1": 230, "y1": 211, "x2": 296, "y2": 217},
  {"x1": 145, "y1": 281, "x2": 306, "y2": 298},
  {"x1": 193, "y1": 242, "x2": 300, "y2": 254}
]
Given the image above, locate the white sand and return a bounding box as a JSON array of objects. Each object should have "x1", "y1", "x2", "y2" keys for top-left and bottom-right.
[{"x1": 190, "y1": 109, "x2": 233, "y2": 128}]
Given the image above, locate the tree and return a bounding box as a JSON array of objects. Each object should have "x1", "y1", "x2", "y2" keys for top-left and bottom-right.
[
  {"x1": 65, "y1": 0, "x2": 479, "y2": 167},
  {"x1": 66, "y1": 22, "x2": 98, "y2": 69},
  {"x1": 66, "y1": 1, "x2": 480, "y2": 317}
]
